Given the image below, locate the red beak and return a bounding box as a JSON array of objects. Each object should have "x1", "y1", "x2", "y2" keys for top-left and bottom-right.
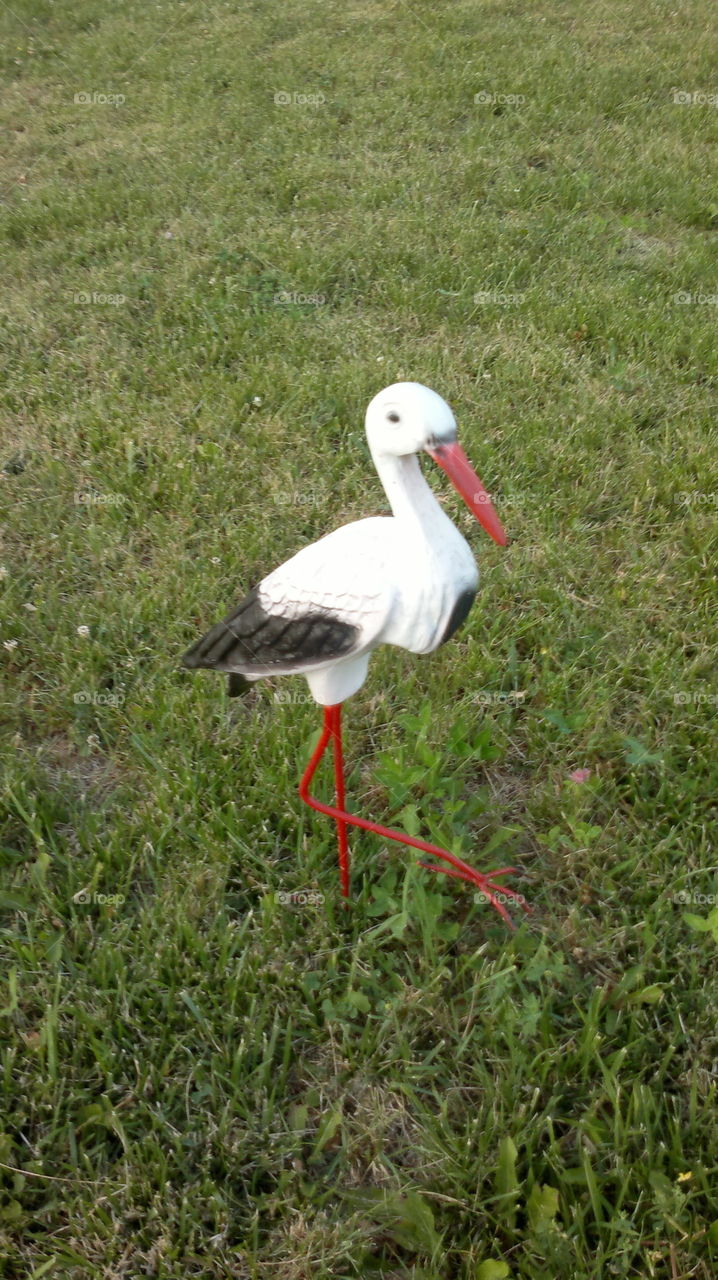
[{"x1": 426, "y1": 442, "x2": 507, "y2": 546}]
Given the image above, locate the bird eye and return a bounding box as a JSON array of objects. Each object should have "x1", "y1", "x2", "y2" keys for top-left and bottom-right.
[{"x1": 386, "y1": 411, "x2": 400, "y2": 424}]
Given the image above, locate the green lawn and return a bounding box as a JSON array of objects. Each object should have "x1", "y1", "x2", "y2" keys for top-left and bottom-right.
[{"x1": 2, "y1": 0, "x2": 718, "y2": 1275}]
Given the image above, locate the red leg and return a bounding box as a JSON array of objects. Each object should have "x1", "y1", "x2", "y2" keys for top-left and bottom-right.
[
  {"x1": 329, "y1": 704, "x2": 350, "y2": 897},
  {"x1": 299, "y1": 705, "x2": 529, "y2": 929},
  {"x1": 299, "y1": 705, "x2": 350, "y2": 899}
]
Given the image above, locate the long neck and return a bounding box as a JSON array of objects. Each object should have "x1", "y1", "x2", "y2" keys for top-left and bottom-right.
[{"x1": 371, "y1": 450, "x2": 451, "y2": 532}]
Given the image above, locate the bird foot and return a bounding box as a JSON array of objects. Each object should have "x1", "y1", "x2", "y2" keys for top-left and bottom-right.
[{"x1": 417, "y1": 859, "x2": 530, "y2": 929}]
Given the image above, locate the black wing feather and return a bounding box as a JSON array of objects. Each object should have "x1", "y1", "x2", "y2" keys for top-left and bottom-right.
[{"x1": 182, "y1": 585, "x2": 360, "y2": 676}]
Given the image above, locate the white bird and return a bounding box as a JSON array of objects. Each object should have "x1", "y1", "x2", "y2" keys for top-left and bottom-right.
[{"x1": 183, "y1": 382, "x2": 527, "y2": 926}]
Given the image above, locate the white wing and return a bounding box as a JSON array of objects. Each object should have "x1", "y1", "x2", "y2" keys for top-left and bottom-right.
[
  {"x1": 183, "y1": 517, "x2": 396, "y2": 677},
  {"x1": 258, "y1": 516, "x2": 395, "y2": 646}
]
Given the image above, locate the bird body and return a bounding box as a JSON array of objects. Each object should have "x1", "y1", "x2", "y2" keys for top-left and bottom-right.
[{"x1": 183, "y1": 386, "x2": 487, "y2": 703}]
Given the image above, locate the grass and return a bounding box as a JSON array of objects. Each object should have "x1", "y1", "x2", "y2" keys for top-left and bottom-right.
[{"x1": 2, "y1": 0, "x2": 718, "y2": 1274}]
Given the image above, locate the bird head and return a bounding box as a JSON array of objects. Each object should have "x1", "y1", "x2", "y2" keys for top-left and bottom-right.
[{"x1": 365, "y1": 382, "x2": 507, "y2": 545}]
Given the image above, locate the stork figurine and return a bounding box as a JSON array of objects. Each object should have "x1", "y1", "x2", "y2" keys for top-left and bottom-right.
[{"x1": 183, "y1": 383, "x2": 528, "y2": 926}]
